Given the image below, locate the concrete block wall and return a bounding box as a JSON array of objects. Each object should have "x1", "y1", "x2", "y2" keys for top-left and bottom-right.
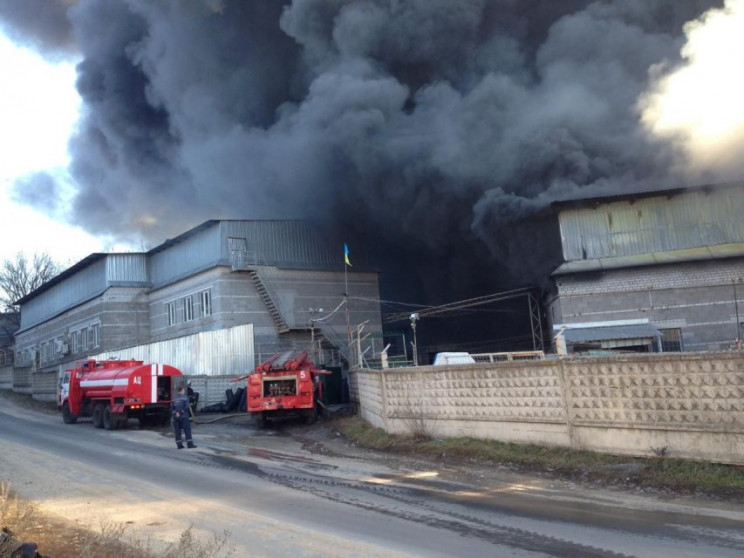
[
  {"x1": 12, "y1": 367, "x2": 32, "y2": 394},
  {"x1": 32, "y1": 371, "x2": 58, "y2": 402},
  {"x1": 552, "y1": 258, "x2": 744, "y2": 351},
  {"x1": 354, "y1": 351, "x2": 744, "y2": 464},
  {"x1": 0, "y1": 365, "x2": 11, "y2": 389}
]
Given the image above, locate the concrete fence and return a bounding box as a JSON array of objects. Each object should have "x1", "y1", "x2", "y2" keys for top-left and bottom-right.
[{"x1": 352, "y1": 351, "x2": 744, "y2": 465}]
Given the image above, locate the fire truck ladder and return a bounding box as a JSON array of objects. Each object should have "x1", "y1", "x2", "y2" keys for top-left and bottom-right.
[{"x1": 250, "y1": 271, "x2": 290, "y2": 333}]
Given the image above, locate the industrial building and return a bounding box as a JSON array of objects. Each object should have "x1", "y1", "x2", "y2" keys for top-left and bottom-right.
[
  {"x1": 547, "y1": 182, "x2": 744, "y2": 354},
  {"x1": 13, "y1": 220, "x2": 383, "y2": 377}
]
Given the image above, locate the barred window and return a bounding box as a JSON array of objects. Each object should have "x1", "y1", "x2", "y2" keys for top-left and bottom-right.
[
  {"x1": 660, "y1": 328, "x2": 683, "y2": 352},
  {"x1": 182, "y1": 296, "x2": 194, "y2": 322},
  {"x1": 167, "y1": 301, "x2": 177, "y2": 326},
  {"x1": 200, "y1": 290, "x2": 212, "y2": 317}
]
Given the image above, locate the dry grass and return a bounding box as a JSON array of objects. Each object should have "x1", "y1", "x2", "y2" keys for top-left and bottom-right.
[{"x1": 0, "y1": 481, "x2": 235, "y2": 557}]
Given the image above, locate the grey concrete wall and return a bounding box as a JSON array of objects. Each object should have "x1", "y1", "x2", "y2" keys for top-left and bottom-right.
[
  {"x1": 0, "y1": 365, "x2": 11, "y2": 390},
  {"x1": 14, "y1": 286, "x2": 150, "y2": 373},
  {"x1": 102, "y1": 287, "x2": 150, "y2": 350},
  {"x1": 146, "y1": 266, "x2": 380, "y2": 358},
  {"x1": 551, "y1": 258, "x2": 744, "y2": 351},
  {"x1": 12, "y1": 366, "x2": 32, "y2": 394},
  {"x1": 32, "y1": 370, "x2": 58, "y2": 402},
  {"x1": 354, "y1": 351, "x2": 744, "y2": 464}
]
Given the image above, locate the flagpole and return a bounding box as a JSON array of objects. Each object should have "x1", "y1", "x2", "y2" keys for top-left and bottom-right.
[{"x1": 344, "y1": 243, "x2": 352, "y2": 366}]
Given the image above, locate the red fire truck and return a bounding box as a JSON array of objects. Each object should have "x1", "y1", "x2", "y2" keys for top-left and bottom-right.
[
  {"x1": 239, "y1": 351, "x2": 330, "y2": 428},
  {"x1": 58, "y1": 359, "x2": 183, "y2": 430}
]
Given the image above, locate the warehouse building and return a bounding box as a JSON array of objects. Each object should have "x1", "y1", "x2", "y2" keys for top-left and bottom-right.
[
  {"x1": 13, "y1": 220, "x2": 383, "y2": 376},
  {"x1": 547, "y1": 182, "x2": 744, "y2": 353}
]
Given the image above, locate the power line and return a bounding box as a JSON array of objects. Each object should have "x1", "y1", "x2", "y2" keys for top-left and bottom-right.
[{"x1": 382, "y1": 287, "x2": 534, "y2": 323}]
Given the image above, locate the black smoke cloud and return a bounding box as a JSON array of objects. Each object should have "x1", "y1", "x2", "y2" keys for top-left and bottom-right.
[
  {"x1": 0, "y1": 0, "x2": 75, "y2": 57},
  {"x1": 0, "y1": 0, "x2": 726, "y2": 308}
]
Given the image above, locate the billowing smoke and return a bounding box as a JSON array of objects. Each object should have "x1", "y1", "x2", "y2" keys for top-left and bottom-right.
[
  {"x1": 641, "y1": 0, "x2": 744, "y2": 179},
  {"x1": 0, "y1": 0, "x2": 731, "y2": 311}
]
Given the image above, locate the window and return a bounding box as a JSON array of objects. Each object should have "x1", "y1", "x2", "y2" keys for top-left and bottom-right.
[
  {"x1": 167, "y1": 301, "x2": 177, "y2": 326},
  {"x1": 200, "y1": 290, "x2": 212, "y2": 317},
  {"x1": 182, "y1": 296, "x2": 194, "y2": 322},
  {"x1": 72, "y1": 331, "x2": 80, "y2": 353},
  {"x1": 660, "y1": 328, "x2": 683, "y2": 352},
  {"x1": 81, "y1": 328, "x2": 88, "y2": 352},
  {"x1": 92, "y1": 324, "x2": 101, "y2": 348},
  {"x1": 228, "y1": 237, "x2": 249, "y2": 268}
]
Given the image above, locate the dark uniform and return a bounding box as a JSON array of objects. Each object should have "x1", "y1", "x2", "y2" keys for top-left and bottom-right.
[
  {"x1": 171, "y1": 389, "x2": 196, "y2": 449},
  {"x1": 187, "y1": 381, "x2": 199, "y2": 412}
]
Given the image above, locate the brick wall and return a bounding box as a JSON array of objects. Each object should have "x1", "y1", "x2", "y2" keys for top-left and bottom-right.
[{"x1": 354, "y1": 351, "x2": 744, "y2": 464}]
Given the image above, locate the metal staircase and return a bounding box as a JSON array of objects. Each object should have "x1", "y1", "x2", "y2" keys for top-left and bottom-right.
[
  {"x1": 250, "y1": 271, "x2": 290, "y2": 333},
  {"x1": 315, "y1": 321, "x2": 352, "y2": 367}
]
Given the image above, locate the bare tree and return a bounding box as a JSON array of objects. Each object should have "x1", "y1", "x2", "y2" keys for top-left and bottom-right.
[{"x1": 0, "y1": 252, "x2": 62, "y2": 311}]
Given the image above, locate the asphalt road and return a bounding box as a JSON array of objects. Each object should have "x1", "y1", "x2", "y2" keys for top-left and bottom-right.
[{"x1": 1, "y1": 401, "x2": 743, "y2": 557}]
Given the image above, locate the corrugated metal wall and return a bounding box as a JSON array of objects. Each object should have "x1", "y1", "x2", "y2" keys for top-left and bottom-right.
[
  {"x1": 92, "y1": 323, "x2": 254, "y2": 377},
  {"x1": 149, "y1": 223, "x2": 222, "y2": 287},
  {"x1": 560, "y1": 188, "x2": 744, "y2": 261},
  {"x1": 21, "y1": 254, "x2": 149, "y2": 330},
  {"x1": 106, "y1": 253, "x2": 149, "y2": 283},
  {"x1": 148, "y1": 221, "x2": 346, "y2": 290},
  {"x1": 220, "y1": 221, "x2": 343, "y2": 267}
]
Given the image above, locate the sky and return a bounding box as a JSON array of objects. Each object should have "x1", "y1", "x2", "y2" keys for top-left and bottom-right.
[
  {"x1": 0, "y1": 31, "x2": 131, "y2": 267},
  {"x1": 0, "y1": 0, "x2": 743, "y2": 306}
]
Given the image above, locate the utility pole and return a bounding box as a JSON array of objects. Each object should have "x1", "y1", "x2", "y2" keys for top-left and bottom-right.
[
  {"x1": 410, "y1": 313, "x2": 419, "y2": 366},
  {"x1": 356, "y1": 320, "x2": 370, "y2": 368},
  {"x1": 308, "y1": 307, "x2": 323, "y2": 361}
]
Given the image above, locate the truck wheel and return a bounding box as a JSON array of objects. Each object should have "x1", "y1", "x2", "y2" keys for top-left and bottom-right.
[
  {"x1": 103, "y1": 405, "x2": 116, "y2": 430},
  {"x1": 62, "y1": 401, "x2": 78, "y2": 424},
  {"x1": 255, "y1": 412, "x2": 267, "y2": 430},
  {"x1": 92, "y1": 403, "x2": 105, "y2": 429}
]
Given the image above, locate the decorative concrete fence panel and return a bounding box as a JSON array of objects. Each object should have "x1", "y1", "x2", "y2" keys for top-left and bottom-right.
[
  {"x1": 381, "y1": 364, "x2": 570, "y2": 444},
  {"x1": 356, "y1": 369, "x2": 385, "y2": 429},
  {"x1": 561, "y1": 353, "x2": 744, "y2": 464},
  {"x1": 354, "y1": 351, "x2": 744, "y2": 464}
]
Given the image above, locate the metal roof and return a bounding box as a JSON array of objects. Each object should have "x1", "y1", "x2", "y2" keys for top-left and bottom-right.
[
  {"x1": 551, "y1": 180, "x2": 744, "y2": 210},
  {"x1": 14, "y1": 253, "x2": 109, "y2": 305},
  {"x1": 552, "y1": 244, "x2": 744, "y2": 275},
  {"x1": 562, "y1": 324, "x2": 662, "y2": 343}
]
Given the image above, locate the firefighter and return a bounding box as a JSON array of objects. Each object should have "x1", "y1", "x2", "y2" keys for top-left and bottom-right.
[
  {"x1": 187, "y1": 380, "x2": 199, "y2": 413},
  {"x1": 171, "y1": 385, "x2": 196, "y2": 449}
]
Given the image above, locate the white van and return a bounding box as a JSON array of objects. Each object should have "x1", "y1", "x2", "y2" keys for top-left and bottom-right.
[{"x1": 433, "y1": 352, "x2": 476, "y2": 365}]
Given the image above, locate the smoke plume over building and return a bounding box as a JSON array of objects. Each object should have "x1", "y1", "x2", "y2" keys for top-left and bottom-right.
[{"x1": 1, "y1": 0, "x2": 740, "y2": 312}]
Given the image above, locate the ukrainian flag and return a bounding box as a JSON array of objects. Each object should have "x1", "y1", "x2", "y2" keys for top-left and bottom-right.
[{"x1": 344, "y1": 243, "x2": 352, "y2": 266}]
